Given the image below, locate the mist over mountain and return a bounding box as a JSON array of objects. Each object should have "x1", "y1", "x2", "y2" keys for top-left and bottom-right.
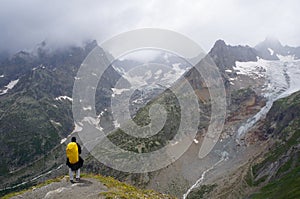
[
  {"x1": 2, "y1": 0, "x2": 300, "y2": 55},
  {"x1": 255, "y1": 37, "x2": 300, "y2": 60},
  {"x1": 1, "y1": 36, "x2": 300, "y2": 199}
]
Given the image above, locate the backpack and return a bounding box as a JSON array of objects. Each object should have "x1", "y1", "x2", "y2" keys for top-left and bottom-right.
[{"x1": 66, "y1": 142, "x2": 79, "y2": 164}]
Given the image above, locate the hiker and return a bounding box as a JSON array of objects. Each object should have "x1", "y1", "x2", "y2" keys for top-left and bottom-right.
[{"x1": 66, "y1": 137, "x2": 84, "y2": 183}]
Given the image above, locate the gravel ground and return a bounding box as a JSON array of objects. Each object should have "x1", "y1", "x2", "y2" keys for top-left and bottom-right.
[{"x1": 10, "y1": 177, "x2": 108, "y2": 199}]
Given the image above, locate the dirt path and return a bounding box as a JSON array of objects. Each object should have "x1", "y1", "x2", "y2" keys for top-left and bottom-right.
[{"x1": 11, "y1": 177, "x2": 108, "y2": 199}]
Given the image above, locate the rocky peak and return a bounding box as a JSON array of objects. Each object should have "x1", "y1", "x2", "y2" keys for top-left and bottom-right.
[
  {"x1": 255, "y1": 37, "x2": 284, "y2": 60},
  {"x1": 263, "y1": 36, "x2": 283, "y2": 49},
  {"x1": 208, "y1": 39, "x2": 258, "y2": 70},
  {"x1": 84, "y1": 40, "x2": 98, "y2": 52},
  {"x1": 255, "y1": 37, "x2": 300, "y2": 60},
  {"x1": 213, "y1": 39, "x2": 227, "y2": 49}
]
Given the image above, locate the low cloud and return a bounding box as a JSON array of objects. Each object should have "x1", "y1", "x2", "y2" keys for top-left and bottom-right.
[{"x1": 1, "y1": 0, "x2": 299, "y2": 53}]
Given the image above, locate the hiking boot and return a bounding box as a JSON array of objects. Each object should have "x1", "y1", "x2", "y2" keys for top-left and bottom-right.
[
  {"x1": 70, "y1": 180, "x2": 75, "y2": 184},
  {"x1": 76, "y1": 178, "x2": 80, "y2": 181}
]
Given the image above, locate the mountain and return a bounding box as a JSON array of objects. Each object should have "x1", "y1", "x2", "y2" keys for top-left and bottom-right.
[
  {"x1": 255, "y1": 37, "x2": 300, "y2": 60},
  {"x1": 208, "y1": 39, "x2": 258, "y2": 71},
  {"x1": 177, "y1": 40, "x2": 300, "y2": 199},
  {"x1": 198, "y1": 90, "x2": 300, "y2": 199},
  {"x1": 127, "y1": 39, "x2": 300, "y2": 198},
  {"x1": 111, "y1": 50, "x2": 193, "y2": 116},
  {"x1": 1, "y1": 38, "x2": 300, "y2": 199},
  {"x1": 206, "y1": 39, "x2": 259, "y2": 88},
  {"x1": 246, "y1": 90, "x2": 300, "y2": 198},
  {"x1": 0, "y1": 41, "x2": 201, "y2": 195},
  {"x1": 0, "y1": 40, "x2": 125, "y2": 191}
]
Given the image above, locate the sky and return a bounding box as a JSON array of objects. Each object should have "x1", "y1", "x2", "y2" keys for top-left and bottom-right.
[{"x1": 0, "y1": 0, "x2": 299, "y2": 54}]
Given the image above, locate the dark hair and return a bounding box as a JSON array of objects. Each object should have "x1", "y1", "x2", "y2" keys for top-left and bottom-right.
[{"x1": 71, "y1": 137, "x2": 76, "y2": 142}]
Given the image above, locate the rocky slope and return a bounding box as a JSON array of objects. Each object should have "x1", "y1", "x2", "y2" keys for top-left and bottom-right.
[
  {"x1": 197, "y1": 90, "x2": 300, "y2": 199},
  {"x1": 3, "y1": 174, "x2": 175, "y2": 199},
  {"x1": 139, "y1": 39, "x2": 300, "y2": 198}
]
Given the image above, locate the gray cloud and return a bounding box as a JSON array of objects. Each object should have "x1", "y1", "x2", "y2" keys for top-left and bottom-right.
[{"x1": 1, "y1": 0, "x2": 300, "y2": 53}]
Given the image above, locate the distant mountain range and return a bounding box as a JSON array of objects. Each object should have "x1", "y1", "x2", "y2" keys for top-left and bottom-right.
[{"x1": 0, "y1": 37, "x2": 299, "y2": 198}]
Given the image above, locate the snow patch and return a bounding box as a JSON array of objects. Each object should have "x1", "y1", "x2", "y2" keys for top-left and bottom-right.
[
  {"x1": 155, "y1": 69, "x2": 162, "y2": 75},
  {"x1": 66, "y1": 122, "x2": 84, "y2": 140},
  {"x1": 82, "y1": 116, "x2": 103, "y2": 131},
  {"x1": 0, "y1": 79, "x2": 19, "y2": 95},
  {"x1": 234, "y1": 59, "x2": 266, "y2": 79},
  {"x1": 55, "y1": 96, "x2": 73, "y2": 101},
  {"x1": 73, "y1": 123, "x2": 83, "y2": 133},
  {"x1": 268, "y1": 48, "x2": 274, "y2": 55},
  {"x1": 172, "y1": 63, "x2": 186, "y2": 78},
  {"x1": 111, "y1": 88, "x2": 130, "y2": 97},
  {"x1": 153, "y1": 68, "x2": 164, "y2": 80},
  {"x1": 60, "y1": 138, "x2": 67, "y2": 144},
  {"x1": 99, "y1": 110, "x2": 106, "y2": 116},
  {"x1": 83, "y1": 106, "x2": 92, "y2": 111},
  {"x1": 113, "y1": 120, "x2": 120, "y2": 128},
  {"x1": 277, "y1": 54, "x2": 295, "y2": 61},
  {"x1": 122, "y1": 72, "x2": 148, "y2": 88},
  {"x1": 50, "y1": 120, "x2": 62, "y2": 126},
  {"x1": 6, "y1": 79, "x2": 19, "y2": 89},
  {"x1": 160, "y1": 63, "x2": 186, "y2": 86},
  {"x1": 113, "y1": 65, "x2": 126, "y2": 75}
]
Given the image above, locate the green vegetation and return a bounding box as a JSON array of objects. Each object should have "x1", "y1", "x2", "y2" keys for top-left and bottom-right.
[
  {"x1": 231, "y1": 87, "x2": 255, "y2": 104},
  {"x1": 0, "y1": 68, "x2": 75, "y2": 181},
  {"x1": 2, "y1": 174, "x2": 176, "y2": 199},
  {"x1": 245, "y1": 169, "x2": 268, "y2": 187},
  {"x1": 2, "y1": 176, "x2": 63, "y2": 199},
  {"x1": 0, "y1": 141, "x2": 67, "y2": 197},
  {"x1": 276, "y1": 158, "x2": 293, "y2": 175},
  {"x1": 251, "y1": 123, "x2": 300, "y2": 178},
  {"x1": 82, "y1": 174, "x2": 176, "y2": 199},
  {"x1": 246, "y1": 91, "x2": 300, "y2": 198},
  {"x1": 107, "y1": 89, "x2": 181, "y2": 153},
  {"x1": 251, "y1": 166, "x2": 300, "y2": 199},
  {"x1": 245, "y1": 168, "x2": 254, "y2": 187}
]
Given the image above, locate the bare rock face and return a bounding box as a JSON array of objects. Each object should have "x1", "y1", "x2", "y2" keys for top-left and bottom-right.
[{"x1": 208, "y1": 39, "x2": 258, "y2": 71}]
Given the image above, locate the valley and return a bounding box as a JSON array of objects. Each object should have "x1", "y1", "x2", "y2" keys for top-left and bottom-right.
[{"x1": 1, "y1": 38, "x2": 300, "y2": 199}]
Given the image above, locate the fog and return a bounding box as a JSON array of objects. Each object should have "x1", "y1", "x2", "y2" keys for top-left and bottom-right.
[{"x1": 1, "y1": 0, "x2": 299, "y2": 53}]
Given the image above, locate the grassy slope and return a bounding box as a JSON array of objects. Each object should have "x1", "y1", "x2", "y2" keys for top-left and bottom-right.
[
  {"x1": 247, "y1": 91, "x2": 300, "y2": 198},
  {"x1": 2, "y1": 173, "x2": 176, "y2": 199},
  {"x1": 251, "y1": 166, "x2": 300, "y2": 199}
]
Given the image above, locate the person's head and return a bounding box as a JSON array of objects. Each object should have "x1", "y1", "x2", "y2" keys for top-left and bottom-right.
[{"x1": 71, "y1": 137, "x2": 76, "y2": 142}]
